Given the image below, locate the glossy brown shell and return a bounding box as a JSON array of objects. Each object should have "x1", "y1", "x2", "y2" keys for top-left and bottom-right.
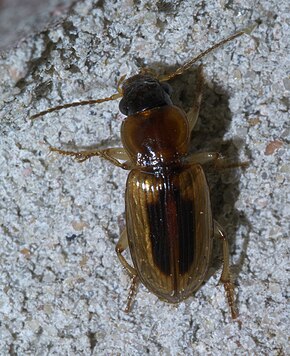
[
  {"x1": 121, "y1": 105, "x2": 190, "y2": 167},
  {"x1": 125, "y1": 164, "x2": 213, "y2": 303}
]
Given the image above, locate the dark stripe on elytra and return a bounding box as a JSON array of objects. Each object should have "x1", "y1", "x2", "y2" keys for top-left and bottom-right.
[
  {"x1": 147, "y1": 183, "x2": 171, "y2": 275},
  {"x1": 147, "y1": 176, "x2": 195, "y2": 276},
  {"x1": 176, "y1": 192, "x2": 195, "y2": 274}
]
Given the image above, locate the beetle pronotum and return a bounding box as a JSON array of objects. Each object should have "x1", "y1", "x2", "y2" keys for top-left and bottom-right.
[{"x1": 31, "y1": 26, "x2": 254, "y2": 319}]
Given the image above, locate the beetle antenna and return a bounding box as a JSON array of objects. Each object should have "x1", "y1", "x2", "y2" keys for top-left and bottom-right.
[
  {"x1": 159, "y1": 24, "x2": 256, "y2": 82},
  {"x1": 30, "y1": 92, "x2": 122, "y2": 120}
]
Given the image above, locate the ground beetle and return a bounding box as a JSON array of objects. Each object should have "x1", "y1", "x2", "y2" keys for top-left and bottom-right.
[{"x1": 31, "y1": 27, "x2": 254, "y2": 319}]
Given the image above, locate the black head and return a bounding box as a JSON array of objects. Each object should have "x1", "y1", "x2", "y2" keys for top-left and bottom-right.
[{"x1": 119, "y1": 74, "x2": 173, "y2": 116}]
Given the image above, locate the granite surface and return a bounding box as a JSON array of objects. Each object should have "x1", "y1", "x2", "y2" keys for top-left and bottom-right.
[{"x1": 0, "y1": 0, "x2": 289, "y2": 354}]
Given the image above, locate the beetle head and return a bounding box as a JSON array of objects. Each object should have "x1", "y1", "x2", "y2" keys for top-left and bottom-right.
[{"x1": 119, "y1": 74, "x2": 173, "y2": 116}]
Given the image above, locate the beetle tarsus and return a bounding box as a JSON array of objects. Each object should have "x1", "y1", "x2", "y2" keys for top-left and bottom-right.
[
  {"x1": 214, "y1": 158, "x2": 250, "y2": 170},
  {"x1": 49, "y1": 146, "x2": 131, "y2": 168},
  {"x1": 223, "y1": 280, "x2": 238, "y2": 320},
  {"x1": 125, "y1": 275, "x2": 139, "y2": 313},
  {"x1": 214, "y1": 220, "x2": 238, "y2": 319}
]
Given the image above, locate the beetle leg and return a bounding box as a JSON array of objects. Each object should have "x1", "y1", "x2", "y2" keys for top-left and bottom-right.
[
  {"x1": 184, "y1": 152, "x2": 221, "y2": 165},
  {"x1": 212, "y1": 157, "x2": 249, "y2": 170},
  {"x1": 214, "y1": 220, "x2": 238, "y2": 319},
  {"x1": 125, "y1": 275, "x2": 140, "y2": 313},
  {"x1": 187, "y1": 65, "x2": 204, "y2": 132},
  {"x1": 116, "y1": 229, "x2": 140, "y2": 312},
  {"x1": 49, "y1": 146, "x2": 134, "y2": 170},
  {"x1": 117, "y1": 74, "x2": 127, "y2": 94},
  {"x1": 185, "y1": 152, "x2": 248, "y2": 170},
  {"x1": 116, "y1": 230, "x2": 136, "y2": 277}
]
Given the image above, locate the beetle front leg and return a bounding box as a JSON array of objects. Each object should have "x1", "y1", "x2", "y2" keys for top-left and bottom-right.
[
  {"x1": 187, "y1": 65, "x2": 204, "y2": 132},
  {"x1": 50, "y1": 146, "x2": 134, "y2": 170},
  {"x1": 116, "y1": 229, "x2": 140, "y2": 312},
  {"x1": 214, "y1": 220, "x2": 238, "y2": 319}
]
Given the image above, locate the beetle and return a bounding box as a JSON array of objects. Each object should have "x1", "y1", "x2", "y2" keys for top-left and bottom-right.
[{"x1": 31, "y1": 27, "x2": 253, "y2": 319}]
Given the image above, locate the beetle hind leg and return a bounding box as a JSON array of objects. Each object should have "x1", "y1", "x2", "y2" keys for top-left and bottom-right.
[
  {"x1": 125, "y1": 275, "x2": 140, "y2": 313},
  {"x1": 116, "y1": 229, "x2": 140, "y2": 313},
  {"x1": 214, "y1": 220, "x2": 238, "y2": 319}
]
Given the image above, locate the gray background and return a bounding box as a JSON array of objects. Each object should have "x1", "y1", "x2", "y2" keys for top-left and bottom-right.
[{"x1": 0, "y1": 0, "x2": 289, "y2": 354}]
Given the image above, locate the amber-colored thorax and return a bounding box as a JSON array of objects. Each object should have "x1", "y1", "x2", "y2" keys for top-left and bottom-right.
[{"x1": 121, "y1": 105, "x2": 190, "y2": 169}]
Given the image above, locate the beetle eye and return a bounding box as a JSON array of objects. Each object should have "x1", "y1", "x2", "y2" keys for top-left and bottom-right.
[
  {"x1": 119, "y1": 98, "x2": 129, "y2": 115},
  {"x1": 161, "y1": 82, "x2": 173, "y2": 96}
]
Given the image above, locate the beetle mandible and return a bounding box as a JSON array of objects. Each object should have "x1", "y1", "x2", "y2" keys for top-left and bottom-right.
[{"x1": 31, "y1": 27, "x2": 253, "y2": 319}]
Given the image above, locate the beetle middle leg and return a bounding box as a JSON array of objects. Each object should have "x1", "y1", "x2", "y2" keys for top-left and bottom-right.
[
  {"x1": 116, "y1": 229, "x2": 140, "y2": 313},
  {"x1": 214, "y1": 220, "x2": 238, "y2": 319},
  {"x1": 50, "y1": 146, "x2": 134, "y2": 169},
  {"x1": 184, "y1": 152, "x2": 248, "y2": 170}
]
